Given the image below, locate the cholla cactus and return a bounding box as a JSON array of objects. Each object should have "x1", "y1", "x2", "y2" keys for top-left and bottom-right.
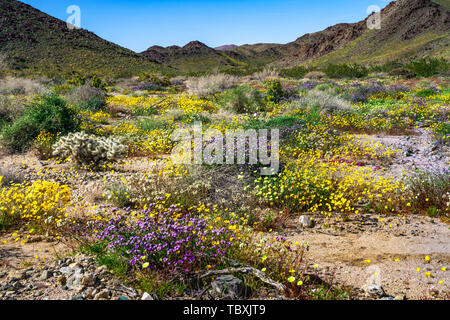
[{"x1": 52, "y1": 132, "x2": 127, "y2": 167}]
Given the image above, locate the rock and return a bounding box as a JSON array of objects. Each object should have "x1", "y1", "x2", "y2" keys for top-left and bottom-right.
[
  {"x1": 211, "y1": 275, "x2": 244, "y2": 299},
  {"x1": 57, "y1": 275, "x2": 67, "y2": 286},
  {"x1": 95, "y1": 266, "x2": 108, "y2": 274},
  {"x1": 66, "y1": 270, "x2": 83, "y2": 290},
  {"x1": 365, "y1": 284, "x2": 385, "y2": 297},
  {"x1": 81, "y1": 273, "x2": 95, "y2": 287},
  {"x1": 69, "y1": 262, "x2": 82, "y2": 270},
  {"x1": 7, "y1": 270, "x2": 26, "y2": 281},
  {"x1": 59, "y1": 267, "x2": 72, "y2": 275},
  {"x1": 118, "y1": 296, "x2": 129, "y2": 300},
  {"x1": 380, "y1": 296, "x2": 394, "y2": 300},
  {"x1": 141, "y1": 292, "x2": 154, "y2": 300},
  {"x1": 84, "y1": 287, "x2": 95, "y2": 299},
  {"x1": 71, "y1": 295, "x2": 84, "y2": 300},
  {"x1": 40, "y1": 270, "x2": 52, "y2": 280},
  {"x1": 299, "y1": 215, "x2": 314, "y2": 228},
  {"x1": 94, "y1": 289, "x2": 110, "y2": 300}
]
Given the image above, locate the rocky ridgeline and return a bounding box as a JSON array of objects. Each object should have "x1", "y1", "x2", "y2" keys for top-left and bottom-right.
[{"x1": 0, "y1": 253, "x2": 146, "y2": 300}]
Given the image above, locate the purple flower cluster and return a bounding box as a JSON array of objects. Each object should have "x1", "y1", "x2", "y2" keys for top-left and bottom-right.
[
  {"x1": 130, "y1": 83, "x2": 160, "y2": 91},
  {"x1": 83, "y1": 205, "x2": 238, "y2": 272},
  {"x1": 299, "y1": 82, "x2": 319, "y2": 90}
]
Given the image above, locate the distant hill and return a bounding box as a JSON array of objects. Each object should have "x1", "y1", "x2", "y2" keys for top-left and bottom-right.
[
  {"x1": 215, "y1": 45, "x2": 238, "y2": 51},
  {"x1": 142, "y1": 0, "x2": 449, "y2": 72},
  {"x1": 141, "y1": 41, "x2": 254, "y2": 74},
  {"x1": 225, "y1": 0, "x2": 450, "y2": 68},
  {"x1": 1, "y1": 0, "x2": 449, "y2": 78},
  {"x1": 0, "y1": 0, "x2": 165, "y2": 78}
]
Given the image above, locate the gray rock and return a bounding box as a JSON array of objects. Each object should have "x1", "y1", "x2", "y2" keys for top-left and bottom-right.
[
  {"x1": 211, "y1": 275, "x2": 244, "y2": 299},
  {"x1": 380, "y1": 296, "x2": 394, "y2": 300},
  {"x1": 40, "y1": 270, "x2": 52, "y2": 280},
  {"x1": 299, "y1": 215, "x2": 314, "y2": 228},
  {"x1": 67, "y1": 270, "x2": 83, "y2": 290},
  {"x1": 365, "y1": 284, "x2": 385, "y2": 297},
  {"x1": 59, "y1": 267, "x2": 72, "y2": 275},
  {"x1": 141, "y1": 292, "x2": 154, "y2": 300},
  {"x1": 94, "y1": 289, "x2": 110, "y2": 300},
  {"x1": 81, "y1": 273, "x2": 95, "y2": 287},
  {"x1": 57, "y1": 275, "x2": 67, "y2": 286}
]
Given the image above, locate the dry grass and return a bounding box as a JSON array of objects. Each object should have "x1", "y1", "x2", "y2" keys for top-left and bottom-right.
[
  {"x1": 304, "y1": 71, "x2": 326, "y2": 80},
  {"x1": 0, "y1": 77, "x2": 44, "y2": 95},
  {"x1": 186, "y1": 73, "x2": 240, "y2": 96},
  {"x1": 252, "y1": 67, "x2": 279, "y2": 82}
]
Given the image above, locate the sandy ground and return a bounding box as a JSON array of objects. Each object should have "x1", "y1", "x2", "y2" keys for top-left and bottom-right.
[
  {"x1": 281, "y1": 212, "x2": 449, "y2": 299},
  {"x1": 0, "y1": 128, "x2": 449, "y2": 300}
]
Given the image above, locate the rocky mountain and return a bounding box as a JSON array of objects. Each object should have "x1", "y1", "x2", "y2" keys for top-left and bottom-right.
[
  {"x1": 0, "y1": 0, "x2": 163, "y2": 78},
  {"x1": 142, "y1": 0, "x2": 449, "y2": 71},
  {"x1": 225, "y1": 0, "x2": 450, "y2": 68},
  {"x1": 1, "y1": 0, "x2": 448, "y2": 77},
  {"x1": 215, "y1": 45, "x2": 238, "y2": 51}
]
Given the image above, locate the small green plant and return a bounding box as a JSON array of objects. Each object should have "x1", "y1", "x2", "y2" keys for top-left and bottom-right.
[
  {"x1": 1, "y1": 94, "x2": 79, "y2": 152},
  {"x1": 105, "y1": 183, "x2": 135, "y2": 208},
  {"x1": 220, "y1": 85, "x2": 264, "y2": 113},
  {"x1": 282, "y1": 65, "x2": 308, "y2": 79},
  {"x1": 407, "y1": 57, "x2": 449, "y2": 77},
  {"x1": 265, "y1": 80, "x2": 285, "y2": 103},
  {"x1": 324, "y1": 63, "x2": 368, "y2": 79},
  {"x1": 416, "y1": 88, "x2": 436, "y2": 98}
]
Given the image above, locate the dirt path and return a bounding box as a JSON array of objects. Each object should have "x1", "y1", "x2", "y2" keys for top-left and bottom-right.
[{"x1": 281, "y1": 212, "x2": 449, "y2": 299}]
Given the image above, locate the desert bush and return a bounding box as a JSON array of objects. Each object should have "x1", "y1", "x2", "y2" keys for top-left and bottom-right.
[
  {"x1": 105, "y1": 183, "x2": 135, "y2": 208},
  {"x1": 0, "y1": 95, "x2": 26, "y2": 122},
  {"x1": 0, "y1": 77, "x2": 44, "y2": 95},
  {"x1": 416, "y1": 88, "x2": 437, "y2": 98},
  {"x1": 407, "y1": 171, "x2": 450, "y2": 215},
  {"x1": 324, "y1": 64, "x2": 368, "y2": 79},
  {"x1": 0, "y1": 54, "x2": 7, "y2": 77},
  {"x1": 281, "y1": 66, "x2": 308, "y2": 79},
  {"x1": 138, "y1": 72, "x2": 171, "y2": 87},
  {"x1": 0, "y1": 167, "x2": 24, "y2": 186},
  {"x1": 265, "y1": 79, "x2": 285, "y2": 103},
  {"x1": 304, "y1": 71, "x2": 326, "y2": 80},
  {"x1": 52, "y1": 132, "x2": 127, "y2": 168},
  {"x1": 407, "y1": 57, "x2": 449, "y2": 77},
  {"x1": 389, "y1": 67, "x2": 416, "y2": 79},
  {"x1": 252, "y1": 67, "x2": 279, "y2": 82},
  {"x1": 68, "y1": 74, "x2": 108, "y2": 91},
  {"x1": 186, "y1": 74, "x2": 240, "y2": 96},
  {"x1": 1, "y1": 94, "x2": 79, "y2": 152},
  {"x1": 32, "y1": 131, "x2": 56, "y2": 160},
  {"x1": 67, "y1": 83, "x2": 106, "y2": 111},
  {"x1": 219, "y1": 85, "x2": 264, "y2": 113},
  {"x1": 301, "y1": 91, "x2": 351, "y2": 114}
]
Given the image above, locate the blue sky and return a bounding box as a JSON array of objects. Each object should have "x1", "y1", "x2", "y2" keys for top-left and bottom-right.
[{"x1": 21, "y1": 0, "x2": 393, "y2": 52}]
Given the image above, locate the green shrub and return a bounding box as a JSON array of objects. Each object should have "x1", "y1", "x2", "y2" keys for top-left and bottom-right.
[
  {"x1": 265, "y1": 79, "x2": 285, "y2": 103},
  {"x1": 416, "y1": 88, "x2": 436, "y2": 98},
  {"x1": 407, "y1": 171, "x2": 449, "y2": 215},
  {"x1": 407, "y1": 57, "x2": 449, "y2": 77},
  {"x1": 324, "y1": 64, "x2": 368, "y2": 79},
  {"x1": 1, "y1": 94, "x2": 79, "y2": 152},
  {"x1": 389, "y1": 68, "x2": 416, "y2": 79},
  {"x1": 138, "y1": 72, "x2": 171, "y2": 87},
  {"x1": 220, "y1": 85, "x2": 264, "y2": 113},
  {"x1": 67, "y1": 83, "x2": 106, "y2": 111},
  {"x1": 281, "y1": 66, "x2": 308, "y2": 79}
]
